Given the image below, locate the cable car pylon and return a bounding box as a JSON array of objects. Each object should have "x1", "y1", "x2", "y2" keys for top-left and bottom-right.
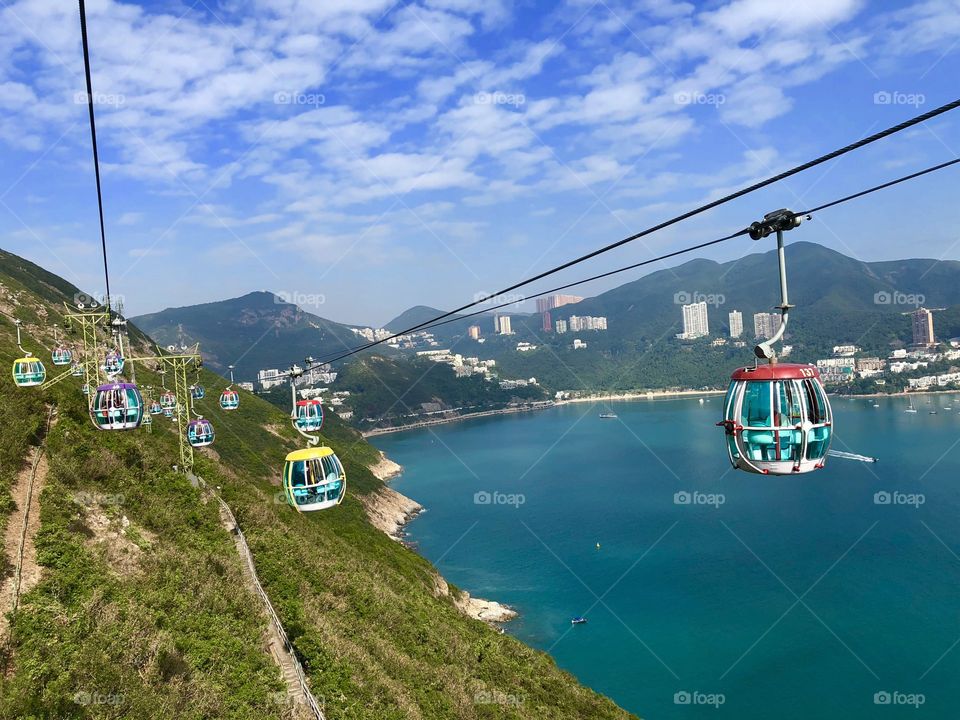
[{"x1": 45, "y1": 302, "x2": 110, "y2": 394}]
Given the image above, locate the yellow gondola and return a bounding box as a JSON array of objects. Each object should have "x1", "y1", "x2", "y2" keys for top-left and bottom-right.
[
  {"x1": 12, "y1": 356, "x2": 46, "y2": 387},
  {"x1": 282, "y1": 447, "x2": 346, "y2": 512}
]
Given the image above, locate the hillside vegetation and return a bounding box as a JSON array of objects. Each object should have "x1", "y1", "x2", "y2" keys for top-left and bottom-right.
[{"x1": 0, "y1": 248, "x2": 635, "y2": 719}]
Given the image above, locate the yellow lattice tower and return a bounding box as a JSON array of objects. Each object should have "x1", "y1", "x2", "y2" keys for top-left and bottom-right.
[
  {"x1": 132, "y1": 346, "x2": 202, "y2": 474},
  {"x1": 42, "y1": 304, "x2": 111, "y2": 393}
]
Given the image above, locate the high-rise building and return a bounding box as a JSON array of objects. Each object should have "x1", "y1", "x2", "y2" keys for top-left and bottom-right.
[
  {"x1": 536, "y1": 294, "x2": 584, "y2": 314},
  {"x1": 542, "y1": 311, "x2": 552, "y2": 332},
  {"x1": 567, "y1": 315, "x2": 608, "y2": 332},
  {"x1": 555, "y1": 319, "x2": 568, "y2": 334},
  {"x1": 467, "y1": 325, "x2": 481, "y2": 340},
  {"x1": 729, "y1": 310, "x2": 743, "y2": 338},
  {"x1": 493, "y1": 315, "x2": 500, "y2": 334},
  {"x1": 912, "y1": 307, "x2": 935, "y2": 346},
  {"x1": 680, "y1": 302, "x2": 709, "y2": 339},
  {"x1": 753, "y1": 312, "x2": 781, "y2": 340},
  {"x1": 498, "y1": 316, "x2": 512, "y2": 335}
]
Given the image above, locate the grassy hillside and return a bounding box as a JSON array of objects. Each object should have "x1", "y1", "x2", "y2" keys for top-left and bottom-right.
[{"x1": 0, "y1": 249, "x2": 635, "y2": 719}]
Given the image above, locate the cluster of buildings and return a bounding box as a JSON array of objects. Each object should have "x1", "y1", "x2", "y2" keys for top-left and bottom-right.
[
  {"x1": 387, "y1": 329, "x2": 439, "y2": 350},
  {"x1": 499, "y1": 377, "x2": 538, "y2": 389},
  {"x1": 677, "y1": 303, "x2": 782, "y2": 342},
  {"x1": 350, "y1": 326, "x2": 393, "y2": 342},
  {"x1": 256, "y1": 365, "x2": 338, "y2": 390},
  {"x1": 415, "y1": 349, "x2": 498, "y2": 379},
  {"x1": 814, "y1": 309, "x2": 960, "y2": 386}
]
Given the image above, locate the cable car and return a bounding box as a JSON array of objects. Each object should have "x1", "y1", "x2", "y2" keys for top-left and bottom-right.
[
  {"x1": 159, "y1": 391, "x2": 176, "y2": 410},
  {"x1": 295, "y1": 399, "x2": 324, "y2": 431},
  {"x1": 91, "y1": 382, "x2": 143, "y2": 430},
  {"x1": 149, "y1": 401, "x2": 162, "y2": 415},
  {"x1": 282, "y1": 447, "x2": 346, "y2": 512},
  {"x1": 102, "y1": 350, "x2": 124, "y2": 377},
  {"x1": 718, "y1": 209, "x2": 833, "y2": 475},
  {"x1": 52, "y1": 346, "x2": 73, "y2": 366},
  {"x1": 191, "y1": 384, "x2": 205, "y2": 400},
  {"x1": 142, "y1": 412, "x2": 152, "y2": 426},
  {"x1": 187, "y1": 418, "x2": 215, "y2": 447},
  {"x1": 82, "y1": 383, "x2": 90, "y2": 396},
  {"x1": 719, "y1": 364, "x2": 833, "y2": 475},
  {"x1": 219, "y1": 388, "x2": 239, "y2": 411},
  {"x1": 163, "y1": 406, "x2": 174, "y2": 418},
  {"x1": 71, "y1": 362, "x2": 84, "y2": 377},
  {"x1": 12, "y1": 356, "x2": 46, "y2": 387}
]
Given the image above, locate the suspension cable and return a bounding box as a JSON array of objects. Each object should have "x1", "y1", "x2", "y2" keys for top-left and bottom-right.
[
  {"x1": 300, "y1": 151, "x2": 960, "y2": 370},
  {"x1": 77, "y1": 0, "x2": 112, "y2": 316}
]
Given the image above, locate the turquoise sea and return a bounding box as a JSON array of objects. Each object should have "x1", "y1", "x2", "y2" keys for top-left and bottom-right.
[{"x1": 374, "y1": 395, "x2": 960, "y2": 719}]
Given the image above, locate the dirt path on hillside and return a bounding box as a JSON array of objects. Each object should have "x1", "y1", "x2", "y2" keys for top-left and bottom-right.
[
  {"x1": 0, "y1": 410, "x2": 54, "y2": 641},
  {"x1": 215, "y1": 501, "x2": 317, "y2": 720}
]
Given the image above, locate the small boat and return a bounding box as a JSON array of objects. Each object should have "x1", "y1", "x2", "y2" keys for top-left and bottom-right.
[
  {"x1": 599, "y1": 413, "x2": 618, "y2": 419},
  {"x1": 571, "y1": 616, "x2": 587, "y2": 625},
  {"x1": 929, "y1": 410, "x2": 938, "y2": 415},
  {"x1": 872, "y1": 402, "x2": 880, "y2": 408},
  {"x1": 698, "y1": 398, "x2": 705, "y2": 405}
]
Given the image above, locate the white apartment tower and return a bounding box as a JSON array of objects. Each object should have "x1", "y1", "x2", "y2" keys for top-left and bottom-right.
[
  {"x1": 729, "y1": 310, "x2": 743, "y2": 338},
  {"x1": 681, "y1": 302, "x2": 709, "y2": 339}
]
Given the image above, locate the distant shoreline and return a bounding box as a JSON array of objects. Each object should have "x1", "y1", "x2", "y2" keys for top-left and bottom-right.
[{"x1": 361, "y1": 389, "x2": 726, "y2": 436}]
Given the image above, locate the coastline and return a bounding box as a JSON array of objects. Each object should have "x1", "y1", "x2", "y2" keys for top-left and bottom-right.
[
  {"x1": 362, "y1": 450, "x2": 517, "y2": 626},
  {"x1": 362, "y1": 388, "x2": 727, "y2": 437}
]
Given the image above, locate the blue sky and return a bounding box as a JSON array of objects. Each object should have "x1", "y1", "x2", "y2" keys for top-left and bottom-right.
[{"x1": 1, "y1": 0, "x2": 959, "y2": 325}]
